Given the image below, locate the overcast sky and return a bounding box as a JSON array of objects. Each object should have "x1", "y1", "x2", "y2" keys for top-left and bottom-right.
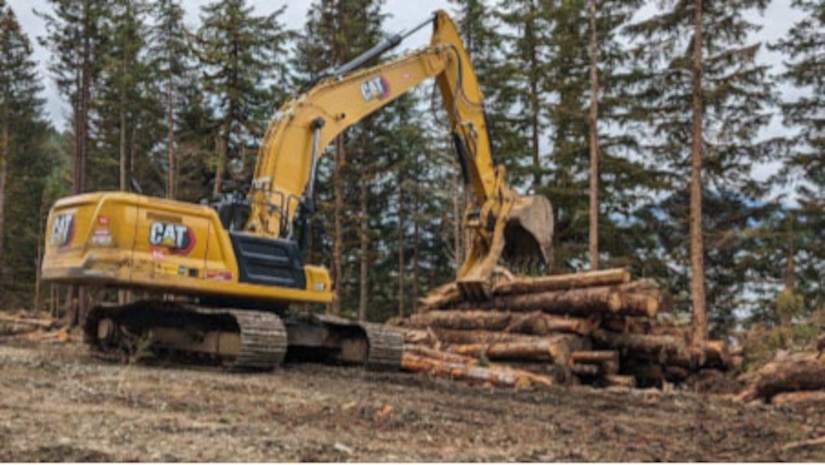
[{"x1": 5, "y1": 0, "x2": 806, "y2": 146}]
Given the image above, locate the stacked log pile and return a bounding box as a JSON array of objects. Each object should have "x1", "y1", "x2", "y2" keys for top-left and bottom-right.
[
  {"x1": 394, "y1": 269, "x2": 732, "y2": 389},
  {"x1": 737, "y1": 351, "x2": 825, "y2": 405}
]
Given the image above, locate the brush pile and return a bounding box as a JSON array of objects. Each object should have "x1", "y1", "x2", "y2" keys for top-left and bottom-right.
[{"x1": 393, "y1": 268, "x2": 732, "y2": 389}]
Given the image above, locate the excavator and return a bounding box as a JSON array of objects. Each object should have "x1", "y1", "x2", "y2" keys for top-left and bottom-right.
[{"x1": 40, "y1": 10, "x2": 554, "y2": 372}]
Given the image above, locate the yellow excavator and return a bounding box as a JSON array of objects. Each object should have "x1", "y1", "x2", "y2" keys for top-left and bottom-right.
[{"x1": 41, "y1": 10, "x2": 554, "y2": 371}]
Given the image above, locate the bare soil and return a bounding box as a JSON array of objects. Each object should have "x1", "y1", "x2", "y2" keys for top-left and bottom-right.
[{"x1": 1, "y1": 340, "x2": 824, "y2": 462}]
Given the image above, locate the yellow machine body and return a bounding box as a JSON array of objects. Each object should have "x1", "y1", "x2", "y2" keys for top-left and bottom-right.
[{"x1": 42, "y1": 192, "x2": 332, "y2": 304}]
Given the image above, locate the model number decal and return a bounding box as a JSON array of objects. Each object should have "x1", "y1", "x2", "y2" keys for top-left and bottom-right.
[
  {"x1": 51, "y1": 213, "x2": 75, "y2": 247},
  {"x1": 360, "y1": 76, "x2": 390, "y2": 102},
  {"x1": 149, "y1": 222, "x2": 195, "y2": 255}
]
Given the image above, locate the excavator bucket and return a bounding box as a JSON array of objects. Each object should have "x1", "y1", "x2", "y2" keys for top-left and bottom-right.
[
  {"x1": 457, "y1": 195, "x2": 554, "y2": 300},
  {"x1": 503, "y1": 195, "x2": 554, "y2": 270}
]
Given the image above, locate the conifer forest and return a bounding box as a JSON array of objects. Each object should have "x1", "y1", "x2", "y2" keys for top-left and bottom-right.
[{"x1": 0, "y1": 0, "x2": 823, "y2": 343}]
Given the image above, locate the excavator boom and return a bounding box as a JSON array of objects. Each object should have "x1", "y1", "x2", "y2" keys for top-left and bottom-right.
[{"x1": 246, "y1": 10, "x2": 554, "y2": 296}]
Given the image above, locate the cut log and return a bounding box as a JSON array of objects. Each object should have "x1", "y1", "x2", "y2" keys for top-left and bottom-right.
[
  {"x1": 492, "y1": 268, "x2": 631, "y2": 295},
  {"x1": 448, "y1": 334, "x2": 590, "y2": 364},
  {"x1": 771, "y1": 390, "x2": 825, "y2": 406},
  {"x1": 736, "y1": 356, "x2": 825, "y2": 402},
  {"x1": 0, "y1": 315, "x2": 56, "y2": 329},
  {"x1": 571, "y1": 363, "x2": 600, "y2": 377},
  {"x1": 405, "y1": 345, "x2": 478, "y2": 365},
  {"x1": 571, "y1": 350, "x2": 619, "y2": 365},
  {"x1": 592, "y1": 330, "x2": 693, "y2": 365},
  {"x1": 401, "y1": 310, "x2": 597, "y2": 336},
  {"x1": 401, "y1": 352, "x2": 555, "y2": 389},
  {"x1": 601, "y1": 375, "x2": 637, "y2": 389},
  {"x1": 418, "y1": 282, "x2": 462, "y2": 312},
  {"x1": 454, "y1": 285, "x2": 663, "y2": 318},
  {"x1": 571, "y1": 350, "x2": 620, "y2": 375}
]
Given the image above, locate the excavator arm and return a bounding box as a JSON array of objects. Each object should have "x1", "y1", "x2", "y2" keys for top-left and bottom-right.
[{"x1": 246, "y1": 10, "x2": 553, "y2": 298}]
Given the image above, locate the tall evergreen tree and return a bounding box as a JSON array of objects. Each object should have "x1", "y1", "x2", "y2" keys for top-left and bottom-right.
[
  {"x1": 0, "y1": 1, "x2": 60, "y2": 307},
  {"x1": 38, "y1": 0, "x2": 107, "y2": 195},
  {"x1": 770, "y1": 0, "x2": 825, "y2": 315},
  {"x1": 148, "y1": 0, "x2": 193, "y2": 199},
  {"x1": 193, "y1": 0, "x2": 292, "y2": 198},
  {"x1": 627, "y1": 0, "x2": 774, "y2": 338}
]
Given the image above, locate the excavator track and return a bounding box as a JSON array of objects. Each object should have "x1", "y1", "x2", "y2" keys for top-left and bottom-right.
[
  {"x1": 84, "y1": 301, "x2": 287, "y2": 371},
  {"x1": 361, "y1": 323, "x2": 404, "y2": 372}
]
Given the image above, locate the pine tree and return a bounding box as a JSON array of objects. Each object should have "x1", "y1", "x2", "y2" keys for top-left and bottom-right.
[
  {"x1": 627, "y1": 0, "x2": 774, "y2": 338},
  {"x1": 38, "y1": 0, "x2": 107, "y2": 195},
  {"x1": 0, "y1": 1, "x2": 58, "y2": 307},
  {"x1": 148, "y1": 0, "x2": 192, "y2": 199},
  {"x1": 193, "y1": 0, "x2": 292, "y2": 198},
  {"x1": 96, "y1": 0, "x2": 158, "y2": 193},
  {"x1": 771, "y1": 0, "x2": 825, "y2": 315}
]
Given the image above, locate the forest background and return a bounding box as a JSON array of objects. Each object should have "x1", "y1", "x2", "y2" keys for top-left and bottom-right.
[{"x1": 0, "y1": 0, "x2": 822, "y2": 342}]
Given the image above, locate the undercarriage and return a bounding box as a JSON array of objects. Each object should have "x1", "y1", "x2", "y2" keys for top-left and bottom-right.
[{"x1": 83, "y1": 301, "x2": 404, "y2": 372}]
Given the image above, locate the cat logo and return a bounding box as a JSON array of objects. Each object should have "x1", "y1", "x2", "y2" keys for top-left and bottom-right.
[
  {"x1": 149, "y1": 222, "x2": 195, "y2": 255},
  {"x1": 51, "y1": 213, "x2": 75, "y2": 247},
  {"x1": 360, "y1": 76, "x2": 390, "y2": 102}
]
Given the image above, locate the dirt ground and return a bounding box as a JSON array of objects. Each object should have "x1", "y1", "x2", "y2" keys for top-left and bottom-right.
[{"x1": 1, "y1": 340, "x2": 824, "y2": 462}]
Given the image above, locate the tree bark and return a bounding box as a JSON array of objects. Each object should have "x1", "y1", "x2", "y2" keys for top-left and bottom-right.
[
  {"x1": 737, "y1": 356, "x2": 825, "y2": 402},
  {"x1": 421, "y1": 269, "x2": 632, "y2": 311},
  {"x1": 358, "y1": 147, "x2": 368, "y2": 322},
  {"x1": 494, "y1": 269, "x2": 632, "y2": 296},
  {"x1": 771, "y1": 390, "x2": 825, "y2": 406},
  {"x1": 402, "y1": 310, "x2": 597, "y2": 336},
  {"x1": 690, "y1": 0, "x2": 708, "y2": 346},
  {"x1": 448, "y1": 334, "x2": 588, "y2": 364},
  {"x1": 454, "y1": 284, "x2": 662, "y2": 318},
  {"x1": 330, "y1": 134, "x2": 345, "y2": 316},
  {"x1": 401, "y1": 352, "x2": 555, "y2": 389},
  {"x1": 593, "y1": 330, "x2": 692, "y2": 365},
  {"x1": 0, "y1": 117, "x2": 7, "y2": 271},
  {"x1": 587, "y1": 0, "x2": 600, "y2": 271},
  {"x1": 397, "y1": 172, "x2": 406, "y2": 319},
  {"x1": 166, "y1": 64, "x2": 175, "y2": 199}
]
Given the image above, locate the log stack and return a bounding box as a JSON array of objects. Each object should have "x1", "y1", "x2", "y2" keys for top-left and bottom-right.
[{"x1": 394, "y1": 268, "x2": 732, "y2": 389}]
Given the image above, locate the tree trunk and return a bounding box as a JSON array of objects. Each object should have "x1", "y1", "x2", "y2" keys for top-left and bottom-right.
[
  {"x1": 420, "y1": 268, "x2": 632, "y2": 311},
  {"x1": 0, "y1": 118, "x2": 7, "y2": 271},
  {"x1": 330, "y1": 134, "x2": 345, "y2": 316},
  {"x1": 448, "y1": 334, "x2": 588, "y2": 364},
  {"x1": 494, "y1": 269, "x2": 632, "y2": 296},
  {"x1": 213, "y1": 114, "x2": 231, "y2": 198},
  {"x1": 119, "y1": 105, "x2": 127, "y2": 191},
  {"x1": 403, "y1": 310, "x2": 597, "y2": 336},
  {"x1": 454, "y1": 284, "x2": 663, "y2": 318},
  {"x1": 397, "y1": 172, "x2": 406, "y2": 319},
  {"x1": 737, "y1": 355, "x2": 825, "y2": 402},
  {"x1": 452, "y1": 156, "x2": 463, "y2": 271},
  {"x1": 400, "y1": 352, "x2": 555, "y2": 389},
  {"x1": 771, "y1": 391, "x2": 825, "y2": 406},
  {"x1": 690, "y1": 0, "x2": 708, "y2": 346},
  {"x1": 587, "y1": 0, "x2": 600, "y2": 271},
  {"x1": 358, "y1": 147, "x2": 368, "y2": 322},
  {"x1": 412, "y1": 189, "x2": 420, "y2": 314},
  {"x1": 166, "y1": 67, "x2": 175, "y2": 199}
]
